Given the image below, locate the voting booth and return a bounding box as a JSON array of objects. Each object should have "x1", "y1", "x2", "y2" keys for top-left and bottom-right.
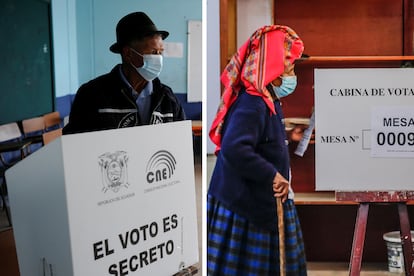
[
  {"x1": 6, "y1": 121, "x2": 199, "y2": 276},
  {"x1": 314, "y1": 68, "x2": 414, "y2": 274},
  {"x1": 314, "y1": 68, "x2": 414, "y2": 191}
]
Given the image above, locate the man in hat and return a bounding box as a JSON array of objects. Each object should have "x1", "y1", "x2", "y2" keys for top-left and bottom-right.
[{"x1": 63, "y1": 12, "x2": 185, "y2": 134}]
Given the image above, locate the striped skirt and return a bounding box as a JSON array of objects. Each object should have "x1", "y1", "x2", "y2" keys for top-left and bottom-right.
[{"x1": 207, "y1": 195, "x2": 307, "y2": 276}]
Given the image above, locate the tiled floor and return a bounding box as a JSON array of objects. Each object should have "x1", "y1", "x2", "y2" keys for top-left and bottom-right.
[{"x1": 0, "y1": 210, "x2": 19, "y2": 276}]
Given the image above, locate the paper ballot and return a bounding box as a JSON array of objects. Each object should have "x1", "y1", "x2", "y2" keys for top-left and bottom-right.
[{"x1": 294, "y1": 111, "x2": 315, "y2": 157}]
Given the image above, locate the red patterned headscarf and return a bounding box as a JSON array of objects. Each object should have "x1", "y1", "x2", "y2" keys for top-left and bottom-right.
[{"x1": 209, "y1": 25, "x2": 304, "y2": 151}]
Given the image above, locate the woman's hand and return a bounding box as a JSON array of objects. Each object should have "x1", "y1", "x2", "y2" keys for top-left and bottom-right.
[{"x1": 273, "y1": 172, "x2": 289, "y2": 203}]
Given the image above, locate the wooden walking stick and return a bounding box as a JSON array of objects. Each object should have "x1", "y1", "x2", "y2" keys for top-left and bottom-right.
[{"x1": 277, "y1": 197, "x2": 286, "y2": 276}]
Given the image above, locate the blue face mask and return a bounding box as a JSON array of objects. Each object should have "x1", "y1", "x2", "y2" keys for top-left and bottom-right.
[
  {"x1": 130, "y1": 48, "x2": 163, "y2": 81},
  {"x1": 272, "y1": 76, "x2": 297, "y2": 98}
]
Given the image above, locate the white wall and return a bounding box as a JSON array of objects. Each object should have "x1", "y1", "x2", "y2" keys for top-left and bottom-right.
[
  {"x1": 206, "y1": 0, "x2": 221, "y2": 154},
  {"x1": 237, "y1": 0, "x2": 273, "y2": 47}
]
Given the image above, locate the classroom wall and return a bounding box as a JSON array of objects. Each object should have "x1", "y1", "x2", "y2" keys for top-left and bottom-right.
[
  {"x1": 51, "y1": 0, "x2": 202, "y2": 97},
  {"x1": 91, "y1": 0, "x2": 202, "y2": 93},
  {"x1": 51, "y1": 0, "x2": 79, "y2": 99}
]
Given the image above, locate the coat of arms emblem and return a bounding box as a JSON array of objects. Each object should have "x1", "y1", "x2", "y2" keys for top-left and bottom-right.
[{"x1": 98, "y1": 151, "x2": 129, "y2": 193}]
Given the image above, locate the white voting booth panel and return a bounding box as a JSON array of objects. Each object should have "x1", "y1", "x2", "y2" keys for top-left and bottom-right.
[
  {"x1": 314, "y1": 68, "x2": 414, "y2": 191},
  {"x1": 6, "y1": 121, "x2": 199, "y2": 276}
]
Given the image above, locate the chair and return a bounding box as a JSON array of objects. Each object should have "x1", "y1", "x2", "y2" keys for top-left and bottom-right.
[
  {"x1": 22, "y1": 116, "x2": 45, "y2": 136},
  {"x1": 21, "y1": 116, "x2": 45, "y2": 152},
  {"x1": 42, "y1": 128, "x2": 62, "y2": 145},
  {"x1": 0, "y1": 122, "x2": 30, "y2": 165},
  {"x1": 43, "y1": 111, "x2": 61, "y2": 131},
  {"x1": 0, "y1": 122, "x2": 22, "y2": 144},
  {"x1": 0, "y1": 122, "x2": 31, "y2": 227}
]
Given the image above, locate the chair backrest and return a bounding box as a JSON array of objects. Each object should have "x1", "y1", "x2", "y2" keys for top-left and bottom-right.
[
  {"x1": 0, "y1": 122, "x2": 22, "y2": 142},
  {"x1": 43, "y1": 111, "x2": 61, "y2": 130},
  {"x1": 42, "y1": 128, "x2": 62, "y2": 145},
  {"x1": 22, "y1": 116, "x2": 45, "y2": 136}
]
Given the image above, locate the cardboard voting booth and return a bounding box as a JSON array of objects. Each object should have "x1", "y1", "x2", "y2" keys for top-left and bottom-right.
[
  {"x1": 314, "y1": 68, "x2": 414, "y2": 191},
  {"x1": 6, "y1": 121, "x2": 199, "y2": 276}
]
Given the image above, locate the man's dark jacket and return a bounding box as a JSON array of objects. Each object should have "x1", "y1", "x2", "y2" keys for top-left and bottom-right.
[{"x1": 63, "y1": 65, "x2": 186, "y2": 134}]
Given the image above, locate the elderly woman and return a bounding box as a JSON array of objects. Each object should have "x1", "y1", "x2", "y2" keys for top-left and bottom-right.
[{"x1": 208, "y1": 25, "x2": 306, "y2": 275}]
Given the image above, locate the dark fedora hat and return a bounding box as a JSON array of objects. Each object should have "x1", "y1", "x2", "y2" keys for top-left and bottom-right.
[{"x1": 110, "y1": 12, "x2": 169, "y2": 53}]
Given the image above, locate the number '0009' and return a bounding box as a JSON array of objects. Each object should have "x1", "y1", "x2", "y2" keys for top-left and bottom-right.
[{"x1": 376, "y1": 132, "x2": 414, "y2": 146}]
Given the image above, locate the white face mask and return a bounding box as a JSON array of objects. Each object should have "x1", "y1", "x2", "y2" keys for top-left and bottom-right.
[{"x1": 130, "y1": 48, "x2": 163, "y2": 81}]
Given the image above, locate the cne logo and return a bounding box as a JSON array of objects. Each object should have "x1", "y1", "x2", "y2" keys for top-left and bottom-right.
[
  {"x1": 98, "y1": 151, "x2": 129, "y2": 193},
  {"x1": 146, "y1": 150, "x2": 177, "y2": 184}
]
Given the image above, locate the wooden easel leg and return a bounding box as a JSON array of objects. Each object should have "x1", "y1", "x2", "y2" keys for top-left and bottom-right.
[
  {"x1": 349, "y1": 203, "x2": 369, "y2": 276},
  {"x1": 397, "y1": 203, "x2": 413, "y2": 276}
]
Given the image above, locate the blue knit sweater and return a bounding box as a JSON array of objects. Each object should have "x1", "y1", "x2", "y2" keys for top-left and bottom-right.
[{"x1": 208, "y1": 89, "x2": 290, "y2": 231}]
